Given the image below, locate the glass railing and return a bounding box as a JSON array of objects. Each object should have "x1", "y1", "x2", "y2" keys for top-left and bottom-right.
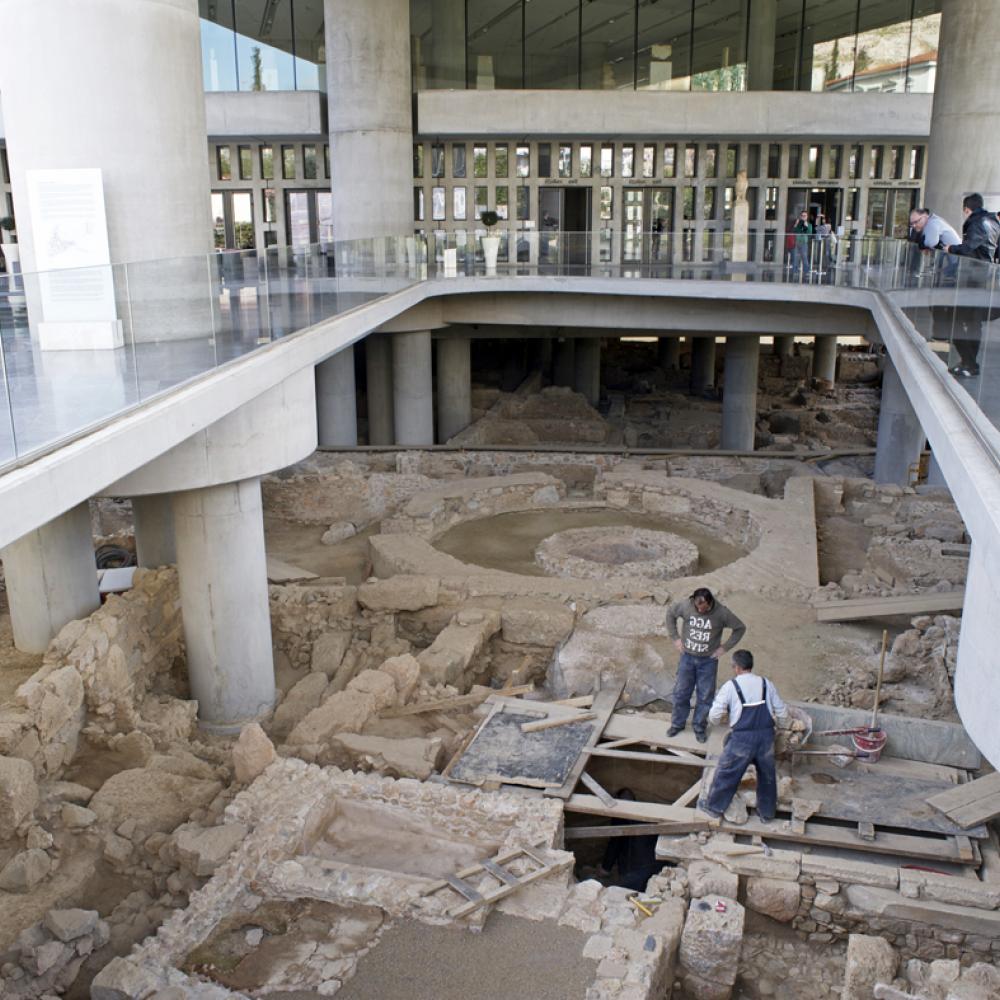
[{"x1": 0, "y1": 229, "x2": 997, "y2": 472}]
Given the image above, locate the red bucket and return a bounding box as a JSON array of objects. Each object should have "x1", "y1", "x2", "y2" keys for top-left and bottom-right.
[{"x1": 852, "y1": 729, "x2": 887, "y2": 762}]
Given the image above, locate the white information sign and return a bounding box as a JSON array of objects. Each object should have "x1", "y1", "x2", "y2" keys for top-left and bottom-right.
[{"x1": 24, "y1": 168, "x2": 123, "y2": 350}]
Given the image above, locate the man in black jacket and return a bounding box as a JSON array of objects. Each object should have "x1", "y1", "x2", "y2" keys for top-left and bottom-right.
[{"x1": 945, "y1": 194, "x2": 1000, "y2": 377}]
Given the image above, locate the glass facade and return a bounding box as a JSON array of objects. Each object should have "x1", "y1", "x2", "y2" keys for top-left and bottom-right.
[
  {"x1": 199, "y1": 0, "x2": 325, "y2": 93},
  {"x1": 411, "y1": 0, "x2": 940, "y2": 93}
]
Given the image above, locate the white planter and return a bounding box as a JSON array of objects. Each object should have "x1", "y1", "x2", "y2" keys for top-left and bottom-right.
[{"x1": 482, "y1": 235, "x2": 500, "y2": 272}]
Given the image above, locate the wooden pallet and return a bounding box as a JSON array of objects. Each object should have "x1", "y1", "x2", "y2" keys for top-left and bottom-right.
[
  {"x1": 421, "y1": 845, "x2": 565, "y2": 918},
  {"x1": 927, "y1": 771, "x2": 1000, "y2": 830},
  {"x1": 813, "y1": 590, "x2": 964, "y2": 622}
]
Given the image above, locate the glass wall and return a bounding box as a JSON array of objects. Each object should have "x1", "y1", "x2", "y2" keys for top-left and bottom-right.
[
  {"x1": 199, "y1": 0, "x2": 325, "y2": 92},
  {"x1": 411, "y1": 0, "x2": 940, "y2": 92}
]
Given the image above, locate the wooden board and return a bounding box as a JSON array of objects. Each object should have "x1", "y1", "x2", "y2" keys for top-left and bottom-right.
[
  {"x1": 777, "y1": 757, "x2": 987, "y2": 838},
  {"x1": 601, "y1": 712, "x2": 726, "y2": 757},
  {"x1": 447, "y1": 708, "x2": 597, "y2": 789},
  {"x1": 814, "y1": 590, "x2": 964, "y2": 622},
  {"x1": 544, "y1": 682, "x2": 626, "y2": 801},
  {"x1": 927, "y1": 772, "x2": 1000, "y2": 830},
  {"x1": 564, "y1": 822, "x2": 710, "y2": 840}
]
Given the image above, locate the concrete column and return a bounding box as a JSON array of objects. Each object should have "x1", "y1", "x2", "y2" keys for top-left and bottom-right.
[
  {"x1": 173, "y1": 478, "x2": 275, "y2": 731},
  {"x1": 721, "y1": 337, "x2": 760, "y2": 451},
  {"x1": 812, "y1": 337, "x2": 838, "y2": 383},
  {"x1": 574, "y1": 338, "x2": 601, "y2": 406},
  {"x1": 747, "y1": 0, "x2": 777, "y2": 91},
  {"x1": 436, "y1": 338, "x2": 472, "y2": 442},
  {"x1": 365, "y1": 335, "x2": 394, "y2": 446},
  {"x1": 132, "y1": 494, "x2": 176, "y2": 568},
  {"x1": 316, "y1": 348, "x2": 358, "y2": 447},
  {"x1": 1, "y1": 503, "x2": 99, "y2": 654},
  {"x1": 924, "y1": 0, "x2": 1000, "y2": 218},
  {"x1": 773, "y1": 335, "x2": 795, "y2": 358},
  {"x1": 325, "y1": 0, "x2": 413, "y2": 240},
  {"x1": 658, "y1": 336, "x2": 681, "y2": 371},
  {"x1": 874, "y1": 361, "x2": 925, "y2": 486},
  {"x1": 393, "y1": 331, "x2": 434, "y2": 445},
  {"x1": 690, "y1": 337, "x2": 717, "y2": 393},
  {"x1": 553, "y1": 338, "x2": 576, "y2": 387}
]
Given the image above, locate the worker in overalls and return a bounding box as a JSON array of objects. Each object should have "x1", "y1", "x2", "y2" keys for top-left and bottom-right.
[{"x1": 701, "y1": 649, "x2": 789, "y2": 823}]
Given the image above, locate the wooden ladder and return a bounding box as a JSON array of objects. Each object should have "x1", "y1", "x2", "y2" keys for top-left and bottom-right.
[{"x1": 422, "y1": 845, "x2": 561, "y2": 919}]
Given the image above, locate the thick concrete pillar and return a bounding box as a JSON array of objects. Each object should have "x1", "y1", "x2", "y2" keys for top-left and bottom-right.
[
  {"x1": 747, "y1": 0, "x2": 777, "y2": 91},
  {"x1": 553, "y1": 338, "x2": 576, "y2": 387},
  {"x1": 690, "y1": 337, "x2": 717, "y2": 393},
  {"x1": 0, "y1": 503, "x2": 100, "y2": 654},
  {"x1": 436, "y1": 338, "x2": 472, "y2": 442},
  {"x1": 316, "y1": 348, "x2": 358, "y2": 447},
  {"x1": 325, "y1": 0, "x2": 413, "y2": 240},
  {"x1": 173, "y1": 479, "x2": 275, "y2": 731},
  {"x1": 874, "y1": 361, "x2": 925, "y2": 486},
  {"x1": 574, "y1": 338, "x2": 601, "y2": 406},
  {"x1": 365, "y1": 335, "x2": 394, "y2": 445},
  {"x1": 393, "y1": 331, "x2": 434, "y2": 445},
  {"x1": 924, "y1": 0, "x2": 1000, "y2": 218},
  {"x1": 132, "y1": 494, "x2": 176, "y2": 568},
  {"x1": 773, "y1": 335, "x2": 795, "y2": 358},
  {"x1": 658, "y1": 336, "x2": 681, "y2": 371},
  {"x1": 721, "y1": 337, "x2": 760, "y2": 451},
  {"x1": 812, "y1": 337, "x2": 838, "y2": 383}
]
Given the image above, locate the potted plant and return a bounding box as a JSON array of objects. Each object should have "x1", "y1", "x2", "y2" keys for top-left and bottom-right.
[
  {"x1": 480, "y1": 209, "x2": 501, "y2": 272},
  {"x1": 0, "y1": 216, "x2": 18, "y2": 269}
]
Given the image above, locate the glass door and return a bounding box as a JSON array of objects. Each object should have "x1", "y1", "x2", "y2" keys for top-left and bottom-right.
[
  {"x1": 623, "y1": 188, "x2": 674, "y2": 264},
  {"x1": 210, "y1": 191, "x2": 256, "y2": 250}
]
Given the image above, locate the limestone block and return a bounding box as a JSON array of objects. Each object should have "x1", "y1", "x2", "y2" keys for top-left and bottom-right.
[
  {"x1": 358, "y1": 575, "x2": 440, "y2": 613},
  {"x1": 946, "y1": 984, "x2": 994, "y2": 1000},
  {"x1": 378, "y1": 654, "x2": 421, "y2": 703},
  {"x1": 501, "y1": 600, "x2": 575, "y2": 646},
  {"x1": 271, "y1": 672, "x2": 330, "y2": 738},
  {"x1": 232, "y1": 723, "x2": 276, "y2": 784},
  {"x1": 679, "y1": 896, "x2": 744, "y2": 989},
  {"x1": 175, "y1": 823, "x2": 248, "y2": 877},
  {"x1": 310, "y1": 629, "x2": 352, "y2": 676},
  {"x1": 703, "y1": 843, "x2": 800, "y2": 881},
  {"x1": 27, "y1": 938, "x2": 71, "y2": 976},
  {"x1": 682, "y1": 972, "x2": 735, "y2": 1000},
  {"x1": 688, "y1": 861, "x2": 739, "y2": 900},
  {"x1": 0, "y1": 754, "x2": 39, "y2": 837},
  {"x1": 48, "y1": 781, "x2": 94, "y2": 804},
  {"x1": 61, "y1": 803, "x2": 97, "y2": 829},
  {"x1": 964, "y1": 963, "x2": 1000, "y2": 993},
  {"x1": 346, "y1": 670, "x2": 398, "y2": 712},
  {"x1": 91, "y1": 956, "x2": 162, "y2": 1000},
  {"x1": 898, "y1": 868, "x2": 1000, "y2": 910},
  {"x1": 328, "y1": 734, "x2": 443, "y2": 780},
  {"x1": 801, "y1": 855, "x2": 899, "y2": 890},
  {"x1": 89, "y1": 768, "x2": 223, "y2": 836},
  {"x1": 0, "y1": 848, "x2": 52, "y2": 892},
  {"x1": 417, "y1": 610, "x2": 502, "y2": 685},
  {"x1": 44, "y1": 908, "x2": 99, "y2": 942},
  {"x1": 321, "y1": 521, "x2": 357, "y2": 545},
  {"x1": 844, "y1": 884, "x2": 1000, "y2": 937},
  {"x1": 640, "y1": 896, "x2": 686, "y2": 993},
  {"x1": 140, "y1": 696, "x2": 197, "y2": 743},
  {"x1": 841, "y1": 934, "x2": 898, "y2": 1000},
  {"x1": 745, "y1": 877, "x2": 801, "y2": 923},
  {"x1": 287, "y1": 691, "x2": 378, "y2": 746}
]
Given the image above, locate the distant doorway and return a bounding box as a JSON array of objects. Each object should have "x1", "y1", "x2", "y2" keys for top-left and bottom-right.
[
  {"x1": 622, "y1": 187, "x2": 675, "y2": 265},
  {"x1": 538, "y1": 186, "x2": 591, "y2": 270},
  {"x1": 788, "y1": 187, "x2": 843, "y2": 229}
]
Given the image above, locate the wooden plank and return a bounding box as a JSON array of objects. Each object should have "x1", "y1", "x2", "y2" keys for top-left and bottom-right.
[
  {"x1": 675, "y1": 780, "x2": 703, "y2": 808},
  {"x1": 566, "y1": 794, "x2": 701, "y2": 826},
  {"x1": 441, "y1": 704, "x2": 497, "y2": 778},
  {"x1": 521, "y1": 711, "x2": 596, "y2": 734},
  {"x1": 602, "y1": 712, "x2": 725, "y2": 756},
  {"x1": 445, "y1": 875, "x2": 482, "y2": 902},
  {"x1": 544, "y1": 681, "x2": 626, "y2": 801},
  {"x1": 955, "y1": 836, "x2": 975, "y2": 863},
  {"x1": 451, "y1": 855, "x2": 567, "y2": 919},
  {"x1": 580, "y1": 772, "x2": 617, "y2": 809},
  {"x1": 858, "y1": 821, "x2": 875, "y2": 842},
  {"x1": 598, "y1": 737, "x2": 643, "y2": 750},
  {"x1": 926, "y1": 771, "x2": 1000, "y2": 814},
  {"x1": 383, "y1": 685, "x2": 534, "y2": 717},
  {"x1": 564, "y1": 822, "x2": 710, "y2": 840},
  {"x1": 948, "y1": 792, "x2": 1000, "y2": 831},
  {"x1": 554, "y1": 695, "x2": 595, "y2": 708},
  {"x1": 814, "y1": 590, "x2": 964, "y2": 622},
  {"x1": 422, "y1": 845, "x2": 536, "y2": 895},
  {"x1": 587, "y1": 747, "x2": 710, "y2": 768}
]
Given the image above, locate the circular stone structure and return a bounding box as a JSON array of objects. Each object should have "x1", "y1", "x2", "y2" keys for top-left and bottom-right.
[{"x1": 534, "y1": 527, "x2": 699, "y2": 581}]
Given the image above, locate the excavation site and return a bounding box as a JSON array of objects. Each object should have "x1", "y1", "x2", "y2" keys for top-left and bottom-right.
[{"x1": 0, "y1": 337, "x2": 995, "y2": 1000}]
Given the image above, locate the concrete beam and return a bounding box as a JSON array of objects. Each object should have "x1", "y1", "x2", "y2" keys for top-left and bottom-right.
[{"x1": 205, "y1": 90, "x2": 326, "y2": 137}]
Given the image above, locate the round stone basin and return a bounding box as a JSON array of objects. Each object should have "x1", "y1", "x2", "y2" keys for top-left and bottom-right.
[{"x1": 535, "y1": 526, "x2": 699, "y2": 581}]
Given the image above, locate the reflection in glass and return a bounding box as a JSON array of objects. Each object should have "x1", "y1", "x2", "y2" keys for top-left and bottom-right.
[
  {"x1": 807, "y1": 145, "x2": 821, "y2": 179},
  {"x1": 236, "y1": 1, "x2": 295, "y2": 92},
  {"x1": 867, "y1": 189, "x2": 887, "y2": 234},
  {"x1": 682, "y1": 187, "x2": 695, "y2": 221},
  {"x1": 217, "y1": 146, "x2": 232, "y2": 181},
  {"x1": 324, "y1": 145, "x2": 330, "y2": 178},
  {"x1": 317, "y1": 193, "x2": 333, "y2": 242},
  {"x1": 475, "y1": 186, "x2": 488, "y2": 218},
  {"x1": 467, "y1": 0, "x2": 523, "y2": 88},
  {"x1": 855, "y1": 0, "x2": 911, "y2": 94},
  {"x1": 263, "y1": 188, "x2": 276, "y2": 223},
  {"x1": 516, "y1": 187, "x2": 529, "y2": 221},
  {"x1": 474, "y1": 145, "x2": 488, "y2": 178},
  {"x1": 526, "y1": 0, "x2": 578, "y2": 88},
  {"x1": 767, "y1": 143, "x2": 780, "y2": 179},
  {"x1": 303, "y1": 145, "x2": 318, "y2": 180},
  {"x1": 453, "y1": 144, "x2": 467, "y2": 178},
  {"x1": 496, "y1": 185, "x2": 509, "y2": 219},
  {"x1": 726, "y1": 145, "x2": 738, "y2": 178},
  {"x1": 232, "y1": 191, "x2": 254, "y2": 249},
  {"x1": 869, "y1": 146, "x2": 883, "y2": 179},
  {"x1": 621, "y1": 145, "x2": 635, "y2": 179},
  {"x1": 580, "y1": 145, "x2": 593, "y2": 178},
  {"x1": 747, "y1": 144, "x2": 760, "y2": 178},
  {"x1": 411, "y1": 0, "x2": 466, "y2": 89},
  {"x1": 538, "y1": 143, "x2": 552, "y2": 178},
  {"x1": 703, "y1": 187, "x2": 717, "y2": 221},
  {"x1": 495, "y1": 144, "x2": 509, "y2": 178},
  {"x1": 238, "y1": 146, "x2": 253, "y2": 180},
  {"x1": 910, "y1": 147, "x2": 924, "y2": 180},
  {"x1": 765, "y1": 186, "x2": 778, "y2": 221},
  {"x1": 432, "y1": 144, "x2": 445, "y2": 178},
  {"x1": 282, "y1": 145, "x2": 296, "y2": 180},
  {"x1": 581, "y1": 0, "x2": 635, "y2": 90},
  {"x1": 642, "y1": 145, "x2": 655, "y2": 178},
  {"x1": 663, "y1": 145, "x2": 676, "y2": 178},
  {"x1": 828, "y1": 145, "x2": 843, "y2": 178},
  {"x1": 849, "y1": 144, "x2": 863, "y2": 178},
  {"x1": 638, "y1": 0, "x2": 692, "y2": 91},
  {"x1": 454, "y1": 186, "x2": 467, "y2": 220},
  {"x1": 890, "y1": 145, "x2": 904, "y2": 179},
  {"x1": 559, "y1": 145, "x2": 573, "y2": 178},
  {"x1": 516, "y1": 145, "x2": 530, "y2": 177},
  {"x1": 684, "y1": 145, "x2": 697, "y2": 178},
  {"x1": 600, "y1": 145, "x2": 614, "y2": 178},
  {"x1": 599, "y1": 186, "x2": 613, "y2": 221},
  {"x1": 211, "y1": 192, "x2": 225, "y2": 249},
  {"x1": 200, "y1": 5, "x2": 238, "y2": 91},
  {"x1": 691, "y1": 0, "x2": 746, "y2": 91},
  {"x1": 432, "y1": 186, "x2": 446, "y2": 221},
  {"x1": 705, "y1": 145, "x2": 718, "y2": 178},
  {"x1": 414, "y1": 187, "x2": 425, "y2": 221},
  {"x1": 414, "y1": 144, "x2": 424, "y2": 178},
  {"x1": 788, "y1": 144, "x2": 802, "y2": 178},
  {"x1": 261, "y1": 145, "x2": 274, "y2": 180}
]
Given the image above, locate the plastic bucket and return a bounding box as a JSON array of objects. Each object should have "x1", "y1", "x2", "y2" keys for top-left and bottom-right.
[{"x1": 852, "y1": 729, "x2": 887, "y2": 762}]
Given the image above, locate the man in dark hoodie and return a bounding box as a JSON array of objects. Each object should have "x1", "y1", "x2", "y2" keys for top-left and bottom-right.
[{"x1": 665, "y1": 587, "x2": 746, "y2": 743}]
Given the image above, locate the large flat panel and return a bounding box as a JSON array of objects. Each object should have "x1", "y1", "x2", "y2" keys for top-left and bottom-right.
[{"x1": 205, "y1": 90, "x2": 326, "y2": 137}]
